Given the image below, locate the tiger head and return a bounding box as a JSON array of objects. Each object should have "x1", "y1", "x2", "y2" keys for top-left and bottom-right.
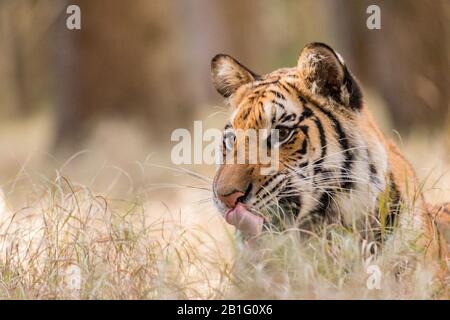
[{"x1": 211, "y1": 43, "x2": 367, "y2": 237}]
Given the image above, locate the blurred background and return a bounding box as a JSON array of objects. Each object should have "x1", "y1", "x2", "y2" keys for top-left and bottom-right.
[{"x1": 0, "y1": 0, "x2": 449, "y2": 202}]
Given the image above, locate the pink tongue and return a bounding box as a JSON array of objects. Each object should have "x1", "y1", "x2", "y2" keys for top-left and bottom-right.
[{"x1": 225, "y1": 204, "x2": 264, "y2": 237}]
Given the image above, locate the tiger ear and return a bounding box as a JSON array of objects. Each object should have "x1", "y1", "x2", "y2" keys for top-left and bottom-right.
[
  {"x1": 211, "y1": 54, "x2": 259, "y2": 98},
  {"x1": 297, "y1": 42, "x2": 362, "y2": 110}
]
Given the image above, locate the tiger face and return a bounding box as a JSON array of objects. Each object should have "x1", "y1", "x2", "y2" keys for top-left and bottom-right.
[{"x1": 211, "y1": 43, "x2": 386, "y2": 237}]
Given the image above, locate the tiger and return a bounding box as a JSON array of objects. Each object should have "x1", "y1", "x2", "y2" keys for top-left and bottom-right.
[{"x1": 210, "y1": 42, "x2": 449, "y2": 263}]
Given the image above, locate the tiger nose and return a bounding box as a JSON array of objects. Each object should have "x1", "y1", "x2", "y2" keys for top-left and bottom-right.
[{"x1": 219, "y1": 191, "x2": 245, "y2": 208}]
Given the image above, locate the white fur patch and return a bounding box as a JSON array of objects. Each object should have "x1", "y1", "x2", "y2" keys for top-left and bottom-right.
[{"x1": 335, "y1": 51, "x2": 345, "y2": 65}]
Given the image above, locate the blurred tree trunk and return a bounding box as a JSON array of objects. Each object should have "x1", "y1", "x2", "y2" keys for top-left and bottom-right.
[
  {"x1": 53, "y1": 0, "x2": 196, "y2": 149},
  {"x1": 0, "y1": 0, "x2": 36, "y2": 116},
  {"x1": 175, "y1": 0, "x2": 268, "y2": 104},
  {"x1": 330, "y1": 0, "x2": 450, "y2": 133}
]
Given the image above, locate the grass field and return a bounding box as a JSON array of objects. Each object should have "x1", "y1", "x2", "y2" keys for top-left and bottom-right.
[{"x1": 0, "y1": 114, "x2": 448, "y2": 299}]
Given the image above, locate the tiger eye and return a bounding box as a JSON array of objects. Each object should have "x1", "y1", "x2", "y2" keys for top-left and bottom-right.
[{"x1": 277, "y1": 127, "x2": 291, "y2": 142}]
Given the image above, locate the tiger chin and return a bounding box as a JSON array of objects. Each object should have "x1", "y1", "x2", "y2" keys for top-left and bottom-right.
[{"x1": 210, "y1": 42, "x2": 449, "y2": 264}]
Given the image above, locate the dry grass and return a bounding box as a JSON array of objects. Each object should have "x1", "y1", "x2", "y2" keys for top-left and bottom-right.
[{"x1": 0, "y1": 170, "x2": 235, "y2": 299}]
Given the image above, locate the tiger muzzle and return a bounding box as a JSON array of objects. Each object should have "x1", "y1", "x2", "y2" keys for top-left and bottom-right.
[{"x1": 214, "y1": 164, "x2": 264, "y2": 237}]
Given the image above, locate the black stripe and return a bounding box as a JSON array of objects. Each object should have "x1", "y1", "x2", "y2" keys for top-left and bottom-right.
[
  {"x1": 279, "y1": 82, "x2": 293, "y2": 94},
  {"x1": 272, "y1": 100, "x2": 285, "y2": 109},
  {"x1": 366, "y1": 149, "x2": 378, "y2": 184},
  {"x1": 306, "y1": 99, "x2": 355, "y2": 191},
  {"x1": 298, "y1": 106, "x2": 314, "y2": 123},
  {"x1": 299, "y1": 125, "x2": 309, "y2": 135},
  {"x1": 298, "y1": 95, "x2": 308, "y2": 105},
  {"x1": 241, "y1": 107, "x2": 250, "y2": 120},
  {"x1": 280, "y1": 194, "x2": 301, "y2": 218},
  {"x1": 271, "y1": 114, "x2": 276, "y2": 125},
  {"x1": 281, "y1": 81, "x2": 298, "y2": 94},
  {"x1": 312, "y1": 117, "x2": 327, "y2": 174},
  {"x1": 310, "y1": 192, "x2": 333, "y2": 220},
  {"x1": 386, "y1": 173, "x2": 401, "y2": 230},
  {"x1": 309, "y1": 158, "x2": 331, "y2": 219},
  {"x1": 369, "y1": 163, "x2": 378, "y2": 184},
  {"x1": 295, "y1": 161, "x2": 309, "y2": 179},
  {"x1": 299, "y1": 139, "x2": 308, "y2": 155},
  {"x1": 374, "y1": 173, "x2": 402, "y2": 243},
  {"x1": 252, "y1": 79, "x2": 279, "y2": 90},
  {"x1": 295, "y1": 125, "x2": 310, "y2": 157},
  {"x1": 277, "y1": 110, "x2": 287, "y2": 122},
  {"x1": 270, "y1": 90, "x2": 286, "y2": 100},
  {"x1": 280, "y1": 113, "x2": 295, "y2": 123}
]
